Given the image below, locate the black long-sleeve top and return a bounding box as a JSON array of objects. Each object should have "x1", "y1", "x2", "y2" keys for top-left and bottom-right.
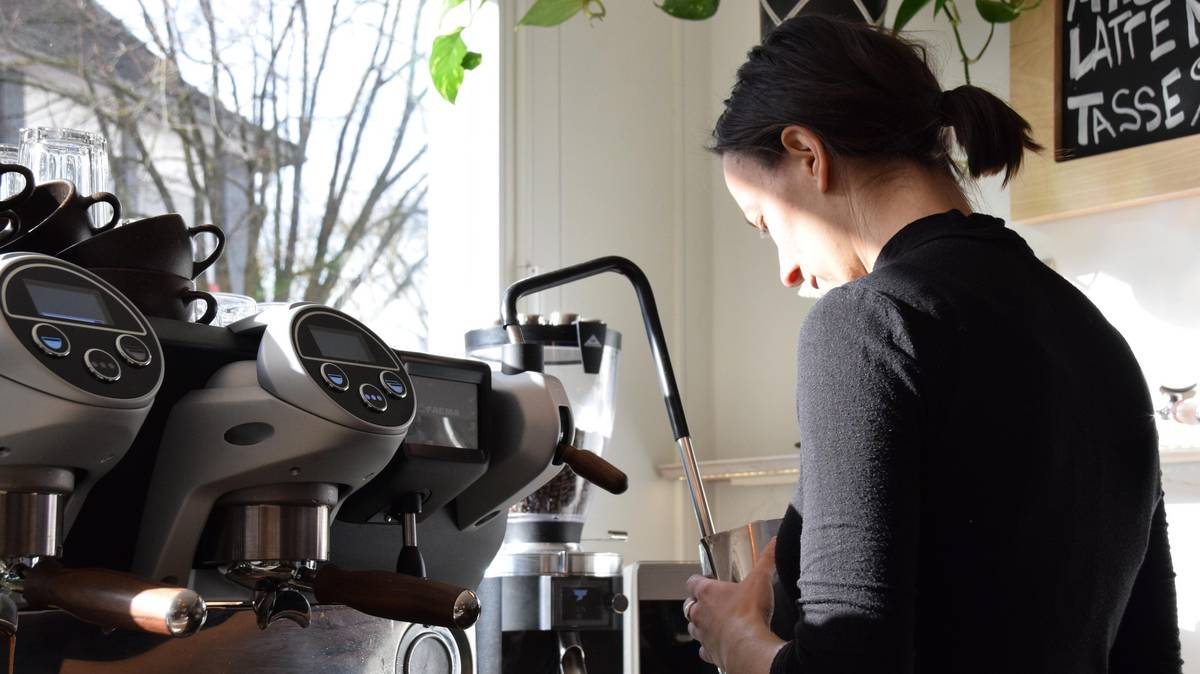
[{"x1": 769, "y1": 210, "x2": 1182, "y2": 674}]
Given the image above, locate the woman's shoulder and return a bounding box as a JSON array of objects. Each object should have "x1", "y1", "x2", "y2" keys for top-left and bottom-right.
[
  {"x1": 799, "y1": 272, "x2": 949, "y2": 372},
  {"x1": 803, "y1": 275, "x2": 928, "y2": 339}
]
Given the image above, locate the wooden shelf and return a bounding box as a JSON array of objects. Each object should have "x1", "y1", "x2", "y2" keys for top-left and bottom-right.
[{"x1": 656, "y1": 454, "x2": 799, "y2": 485}]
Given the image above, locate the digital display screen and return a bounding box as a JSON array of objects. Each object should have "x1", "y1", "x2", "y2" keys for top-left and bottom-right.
[
  {"x1": 406, "y1": 376, "x2": 479, "y2": 450},
  {"x1": 310, "y1": 325, "x2": 375, "y2": 364},
  {"x1": 555, "y1": 583, "x2": 611, "y2": 627},
  {"x1": 24, "y1": 279, "x2": 112, "y2": 326}
]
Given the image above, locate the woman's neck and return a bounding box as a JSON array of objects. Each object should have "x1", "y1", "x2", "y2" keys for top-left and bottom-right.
[{"x1": 848, "y1": 164, "x2": 971, "y2": 272}]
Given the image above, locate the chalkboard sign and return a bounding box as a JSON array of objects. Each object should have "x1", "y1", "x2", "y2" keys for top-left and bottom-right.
[
  {"x1": 1059, "y1": 0, "x2": 1200, "y2": 161},
  {"x1": 758, "y1": 0, "x2": 885, "y2": 37}
]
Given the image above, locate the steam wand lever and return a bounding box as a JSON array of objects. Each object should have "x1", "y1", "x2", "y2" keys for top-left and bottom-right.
[
  {"x1": 394, "y1": 492, "x2": 427, "y2": 578},
  {"x1": 557, "y1": 442, "x2": 627, "y2": 495}
]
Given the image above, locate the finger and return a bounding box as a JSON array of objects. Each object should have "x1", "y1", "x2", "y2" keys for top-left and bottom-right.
[
  {"x1": 682, "y1": 597, "x2": 697, "y2": 623},
  {"x1": 687, "y1": 574, "x2": 714, "y2": 599},
  {"x1": 750, "y1": 538, "x2": 779, "y2": 581}
]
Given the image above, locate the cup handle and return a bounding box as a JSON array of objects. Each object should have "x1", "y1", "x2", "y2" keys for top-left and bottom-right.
[
  {"x1": 0, "y1": 164, "x2": 34, "y2": 211},
  {"x1": 187, "y1": 224, "x2": 226, "y2": 278},
  {"x1": 81, "y1": 191, "x2": 122, "y2": 232},
  {"x1": 181, "y1": 290, "x2": 217, "y2": 325},
  {"x1": 0, "y1": 211, "x2": 20, "y2": 244}
]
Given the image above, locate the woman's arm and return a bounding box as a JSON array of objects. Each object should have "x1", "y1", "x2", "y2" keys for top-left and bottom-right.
[
  {"x1": 1108, "y1": 494, "x2": 1183, "y2": 673},
  {"x1": 773, "y1": 284, "x2": 925, "y2": 674},
  {"x1": 685, "y1": 284, "x2": 927, "y2": 673}
]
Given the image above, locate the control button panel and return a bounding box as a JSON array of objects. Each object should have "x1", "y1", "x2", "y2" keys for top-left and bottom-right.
[
  {"x1": 359, "y1": 383, "x2": 388, "y2": 412},
  {"x1": 84, "y1": 348, "x2": 122, "y2": 383},
  {"x1": 115, "y1": 334, "x2": 152, "y2": 367},
  {"x1": 550, "y1": 576, "x2": 624, "y2": 630},
  {"x1": 32, "y1": 323, "x2": 69, "y2": 358},
  {"x1": 321, "y1": 362, "x2": 350, "y2": 391},
  {"x1": 292, "y1": 309, "x2": 415, "y2": 426},
  {"x1": 380, "y1": 370, "x2": 408, "y2": 398},
  {"x1": 3, "y1": 262, "x2": 162, "y2": 399}
]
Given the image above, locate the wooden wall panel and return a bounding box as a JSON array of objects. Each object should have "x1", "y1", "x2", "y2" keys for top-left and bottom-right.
[{"x1": 1009, "y1": 1, "x2": 1200, "y2": 224}]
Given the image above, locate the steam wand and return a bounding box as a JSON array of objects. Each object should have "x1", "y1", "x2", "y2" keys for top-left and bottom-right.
[{"x1": 499, "y1": 256, "x2": 715, "y2": 542}]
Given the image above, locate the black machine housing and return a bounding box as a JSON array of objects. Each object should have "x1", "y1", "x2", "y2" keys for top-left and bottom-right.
[{"x1": 65, "y1": 319, "x2": 507, "y2": 591}]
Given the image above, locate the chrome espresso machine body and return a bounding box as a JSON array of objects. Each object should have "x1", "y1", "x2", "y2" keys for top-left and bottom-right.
[{"x1": 0, "y1": 253, "x2": 206, "y2": 647}]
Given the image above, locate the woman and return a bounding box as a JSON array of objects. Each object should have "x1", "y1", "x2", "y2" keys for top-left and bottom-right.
[{"x1": 683, "y1": 16, "x2": 1182, "y2": 674}]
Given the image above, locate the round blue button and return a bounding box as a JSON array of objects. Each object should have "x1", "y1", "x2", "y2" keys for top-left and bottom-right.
[{"x1": 380, "y1": 370, "x2": 408, "y2": 398}]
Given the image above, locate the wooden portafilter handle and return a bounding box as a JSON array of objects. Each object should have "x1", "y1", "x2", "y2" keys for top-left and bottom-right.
[
  {"x1": 311, "y1": 564, "x2": 481, "y2": 629},
  {"x1": 557, "y1": 443, "x2": 628, "y2": 495},
  {"x1": 22, "y1": 560, "x2": 206, "y2": 637}
]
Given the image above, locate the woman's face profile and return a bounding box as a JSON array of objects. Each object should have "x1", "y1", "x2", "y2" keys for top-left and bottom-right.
[{"x1": 722, "y1": 148, "x2": 866, "y2": 295}]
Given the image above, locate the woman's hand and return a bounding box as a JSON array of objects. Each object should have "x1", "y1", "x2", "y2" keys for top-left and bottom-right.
[{"x1": 685, "y1": 538, "x2": 786, "y2": 673}]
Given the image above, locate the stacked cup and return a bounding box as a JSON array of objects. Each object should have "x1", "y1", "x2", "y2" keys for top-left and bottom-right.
[
  {"x1": 58, "y1": 215, "x2": 225, "y2": 324},
  {"x1": 0, "y1": 128, "x2": 229, "y2": 325}
]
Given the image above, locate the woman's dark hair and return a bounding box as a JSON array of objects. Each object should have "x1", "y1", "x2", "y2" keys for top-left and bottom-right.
[{"x1": 712, "y1": 16, "x2": 1041, "y2": 184}]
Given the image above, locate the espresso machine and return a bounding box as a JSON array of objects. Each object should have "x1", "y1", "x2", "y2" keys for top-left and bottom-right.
[
  {"x1": 0, "y1": 281, "x2": 615, "y2": 672},
  {"x1": 132, "y1": 303, "x2": 481, "y2": 633},
  {"x1": 0, "y1": 253, "x2": 207, "y2": 645},
  {"x1": 467, "y1": 313, "x2": 630, "y2": 674}
]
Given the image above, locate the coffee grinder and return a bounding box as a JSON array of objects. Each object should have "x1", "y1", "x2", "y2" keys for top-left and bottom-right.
[
  {"x1": 486, "y1": 256, "x2": 788, "y2": 674},
  {"x1": 0, "y1": 253, "x2": 207, "y2": 641},
  {"x1": 467, "y1": 312, "x2": 630, "y2": 674}
]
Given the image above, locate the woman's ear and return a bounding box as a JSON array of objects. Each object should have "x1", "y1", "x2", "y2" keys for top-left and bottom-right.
[{"x1": 780, "y1": 126, "x2": 830, "y2": 193}]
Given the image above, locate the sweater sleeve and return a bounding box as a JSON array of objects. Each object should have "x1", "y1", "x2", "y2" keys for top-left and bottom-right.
[
  {"x1": 1109, "y1": 494, "x2": 1183, "y2": 673},
  {"x1": 771, "y1": 284, "x2": 926, "y2": 674}
]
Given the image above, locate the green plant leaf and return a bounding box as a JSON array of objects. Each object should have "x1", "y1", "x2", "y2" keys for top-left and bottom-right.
[
  {"x1": 975, "y1": 0, "x2": 1021, "y2": 22},
  {"x1": 444, "y1": 0, "x2": 468, "y2": 11},
  {"x1": 518, "y1": 0, "x2": 586, "y2": 27},
  {"x1": 934, "y1": 0, "x2": 947, "y2": 16},
  {"x1": 583, "y1": 0, "x2": 607, "y2": 19},
  {"x1": 462, "y1": 51, "x2": 483, "y2": 70},
  {"x1": 893, "y1": 0, "x2": 933, "y2": 30},
  {"x1": 430, "y1": 27, "x2": 469, "y2": 103},
  {"x1": 658, "y1": 0, "x2": 719, "y2": 20}
]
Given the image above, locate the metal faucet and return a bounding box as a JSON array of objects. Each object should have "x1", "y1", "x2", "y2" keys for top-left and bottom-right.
[{"x1": 1158, "y1": 384, "x2": 1197, "y2": 423}]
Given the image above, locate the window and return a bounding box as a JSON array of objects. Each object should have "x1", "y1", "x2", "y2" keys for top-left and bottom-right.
[{"x1": 0, "y1": 0, "x2": 500, "y2": 353}]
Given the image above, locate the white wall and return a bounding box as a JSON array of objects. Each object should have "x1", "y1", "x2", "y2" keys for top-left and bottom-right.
[
  {"x1": 509, "y1": 2, "x2": 1198, "y2": 665},
  {"x1": 505, "y1": 1, "x2": 719, "y2": 562}
]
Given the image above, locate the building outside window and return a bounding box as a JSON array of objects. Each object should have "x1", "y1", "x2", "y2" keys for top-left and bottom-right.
[{"x1": 0, "y1": 0, "x2": 500, "y2": 353}]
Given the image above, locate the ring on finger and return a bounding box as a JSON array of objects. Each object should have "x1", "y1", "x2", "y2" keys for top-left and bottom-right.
[{"x1": 683, "y1": 597, "x2": 697, "y2": 622}]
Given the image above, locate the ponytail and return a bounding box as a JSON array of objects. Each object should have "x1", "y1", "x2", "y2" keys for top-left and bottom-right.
[{"x1": 939, "y1": 85, "x2": 1042, "y2": 185}]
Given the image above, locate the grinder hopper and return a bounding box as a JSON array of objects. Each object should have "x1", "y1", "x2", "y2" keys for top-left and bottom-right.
[{"x1": 466, "y1": 315, "x2": 622, "y2": 543}]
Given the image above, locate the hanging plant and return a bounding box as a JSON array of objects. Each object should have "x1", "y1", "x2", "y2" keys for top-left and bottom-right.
[
  {"x1": 430, "y1": 0, "x2": 718, "y2": 103},
  {"x1": 892, "y1": 0, "x2": 1040, "y2": 84},
  {"x1": 432, "y1": 0, "x2": 1024, "y2": 104}
]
